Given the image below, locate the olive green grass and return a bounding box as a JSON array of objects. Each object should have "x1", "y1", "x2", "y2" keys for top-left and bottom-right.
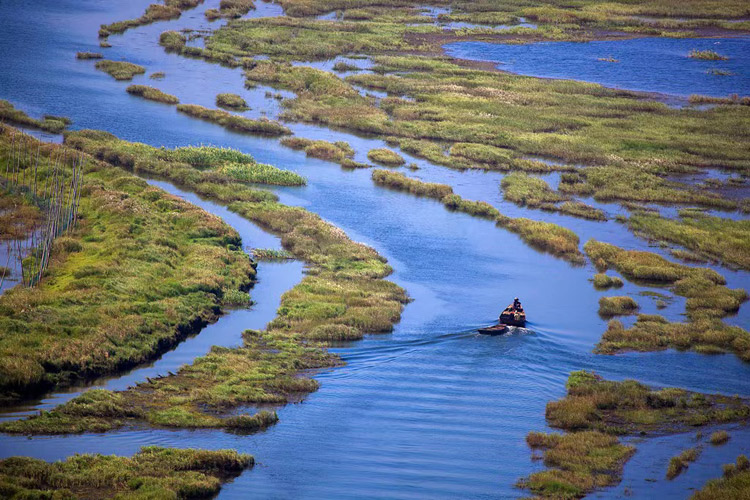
[
  {"x1": 502, "y1": 172, "x2": 607, "y2": 220},
  {"x1": 216, "y1": 92, "x2": 249, "y2": 110},
  {"x1": 126, "y1": 84, "x2": 180, "y2": 104},
  {"x1": 0, "y1": 446, "x2": 252, "y2": 499},
  {"x1": 149, "y1": 71, "x2": 166, "y2": 79},
  {"x1": 205, "y1": 0, "x2": 255, "y2": 20},
  {"x1": 667, "y1": 447, "x2": 701, "y2": 479},
  {"x1": 598, "y1": 296, "x2": 638, "y2": 317},
  {"x1": 176, "y1": 103, "x2": 291, "y2": 136},
  {"x1": 592, "y1": 273, "x2": 623, "y2": 289},
  {"x1": 692, "y1": 455, "x2": 750, "y2": 500},
  {"x1": 710, "y1": 430, "x2": 730, "y2": 445},
  {"x1": 520, "y1": 370, "x2": 750, "y2": 498},
  {"x1": 367, "y1": 148, "x2": 405, "y2": 167},
  {"x1": 252, "y1": 248, "x2": 294, "y2": 261},
  {"x1": 94, "y1": 60, "x2": 146, "y2": 81},
  {"x1": 0, "y1": 191, "x2": 43, "y2": 241},
  {"x1": 688, "y1": 49, "x2": 729, "y2": 60},
  {"x1": 76, "y1": 51, "x2": 103, "y2": 59},
  {"x1": 0, "y1": 101, "x2": 72, "y2": 134},
  {"x1": 99, "y1": 0, "x2": 203, "y2": 38},
  {"x1": 333, "y1": 61, "x2": 359, "y2": 72},
  {"x1": 280, "y1": 137, "x2": 357, "y2": 166},
  {"x1": 0, "y1": 126, "x2": 255, "y2": 403}
]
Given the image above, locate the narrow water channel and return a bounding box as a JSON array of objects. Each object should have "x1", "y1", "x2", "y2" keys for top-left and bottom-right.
[{"x1": 0, "y1": 0, "x2": 749, "y2": 498}]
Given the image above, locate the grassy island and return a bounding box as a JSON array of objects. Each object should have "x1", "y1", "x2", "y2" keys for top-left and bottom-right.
[
  {"x1": 94, "y1": 60, "x2": 146, "y2": 80},
  {"x1": 126, "y1": 84, "x2": 180, "y2": 104}
]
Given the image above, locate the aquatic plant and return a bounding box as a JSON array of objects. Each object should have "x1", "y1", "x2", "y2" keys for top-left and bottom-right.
[
  {"x1": 216, "y1": 92, "x2": 249, "y2": 110},
  {"x1": 693, "y1": 455, "x2": 750, "y2": 500},
  {"x1": 205, "y1": 0, "x2": 255, "y2": 19},
  {"x1": 592, "y1": 273, "x2": 623, "y2": 289},
  {"x1": 252, "y1": 248, "x2": 294, "y2": 261},
  {"x1": 688, "y1": 49, "x2": 728, "y2": 60},
  {"x1": 501, "y1": 172, "x2": 567, "y2": 207},
  {"x1": 0, "y1": 101, "x2": 71, "y2": 134},
  {"x1": 667, "y1": 447, "x2": 700, "y2": 479},
  {"x1": 94, "y1": 60, "x2": 146, "y2": 80},
  {"x1": 126, "y1": 84, "x2": 179, "y2": 104},
  {"x1": 0, "y1": 446, "x2": 252, "y2": 498},
  {"x1": 99, "y1": 0, "x2": 203, "y2": 38},
  {"x1": 176, "y1": 103, "x2": 291, "y2": 136},
  {"x1": 150, "y1": 71, "x2": 166, "y2": 79},
  {"x1": 76, "y1": 51, "x2": 103, "y2": 59},
  {"x1": 367, "y1": 148, "x2": 405, "y2": 166},
  {"x1": 598, "y1": 296, "x2": 638, "y2": 317},
  {"x1": 372, "y1": 169, "x2": 453, "y2": 199},
  {"x1": 281, "y1": 137, "x2": 355, "y2": 164},
  {"x1": 217, "y1": 161, "x2": 307, "y2": 186},
  {"x1": 333, "y1": 61, "x2": 359, "y2": 72},
  {"x1": 710, "y1": 430, "x2": 730, "y2": 445},
  {"x1": 497, "y1": 216, "x2": 584, "y2": 265}
]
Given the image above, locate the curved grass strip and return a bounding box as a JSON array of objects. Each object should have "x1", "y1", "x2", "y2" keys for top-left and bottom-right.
[
  {"x1": 0, "y1": 100, "x2": 71, "y2": 134},
  {"x1": 280, "y1": 137, "x2": 355, "y2": 165},
  {"x1": 94, "y1": 60, "x2": 146, "y2": 81},
  {"x1": 216, "y1": 92, "x2": 249, "y2": 110},
  {"x1": 98, "y1": 0, "x2": 203, "y2": 38},
  {"x1": 0, "y1": 446, "x2": 251, "y2": 498},
  {"x1": 177, "y1": 103, "x2": 291, "y2": 136},
  {"x1": 126, "y1": 84, "x2": 179, "y2": 104}
]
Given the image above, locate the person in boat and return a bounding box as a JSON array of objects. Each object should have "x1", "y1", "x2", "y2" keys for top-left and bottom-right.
[{"x1": 512, "y1": 297, "x2": 523, "y2": 312}]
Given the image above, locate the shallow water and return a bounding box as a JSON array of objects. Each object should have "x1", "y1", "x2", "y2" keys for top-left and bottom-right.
[
  {"x1": 0, "y1": 1, "x2": 749, "y2": 498},
  {"x1": 444, "y1": 37, "x2": 750, "y2": 97}
]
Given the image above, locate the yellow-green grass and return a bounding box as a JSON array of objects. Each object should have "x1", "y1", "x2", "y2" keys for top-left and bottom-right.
[
  {"x1": 692, "y1": 455, "x2": 750, "y2": 500},
  {"x1": 598, "y1": 295, "x2": 638, "y2": 317},
  {"x1": 501, "y1": 173, "x2": 607, "y2": 221},
  {"x1": 94, "y1": 60, "x2": 146, "y2": 81},
  {"x1": 99, "y1": 0, "x2": 203, "y2": 38},
  {"x1": 372, "y1": 169, "x2": 453, "y2": 199},
  {"x1": 710, "y1": 430, "x2": 730, "y2": 445},
  {"x1": 75, "y1": 51, "x2": 103, "y2": 59},
  {"x1": 0, "y1": 191, "x2": 42, "y2": 241},
  {"x1": 205, "y1": 0, "x2": 255, "y2": 19},
  {"x1": 592, "y1": 273, "x2": 623, "y2": 289},
  {"x1": 216, "y1": 92, "x2": 249, "y2": 110},
  {"x1": 0, "y1": 126, "x2": 255, "y2": 403},
  {"x1": 367, "y1": 148, "x2": 405, "y2": 167},
  {"x1": 176, "y1": 103, "x2": 291, "y2": 136},
  {"x1": 126, "y1": 84, "x2": 179, "y2": 104},
  {"x1": 628, "y1": 211, "x2": 750, "y2": 270},
  {"x1": 667, "y1": 447, "x2": 700, "y2": 479},
  {"x1": 0, "y1": 446, "x2": 251, "y2": 498},
  {"x1": 0, "y1": 100, "x2": 71, "y2": 134},
  {"x1": 280, "y1": 136, "x2": 355, "y2": 165},
  {"x1": 689, "y1": 49, "x2": 728, "y2": 60}
]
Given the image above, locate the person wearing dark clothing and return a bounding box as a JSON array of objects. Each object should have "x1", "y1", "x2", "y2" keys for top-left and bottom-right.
[{"x1": 513, "y1": 297, "x2": 522, "y2": 311}]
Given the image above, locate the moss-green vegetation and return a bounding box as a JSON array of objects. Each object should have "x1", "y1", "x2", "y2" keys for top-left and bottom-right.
[
  {"x1": 126, "y1": 84, "x2": 179, "y2": 104},
  {"x1": 75, "y1": 51, "x2": 102, "y2": 59},
  {"x1": 585, "y1": 240, "x2": 749, "y2": 359},
  {"x1": 372, "y1": 169, "x2": 453, "y2": 199},
  {"x1": 99, "y1": 0, "x2": 203, "y2": 38},
  {"x1": 176, "y1": 103, "x2": 291, "y2": 136},
  {"x1": 598, "y1": 296, "x2": 638, "y2": 317},
  {"x1": 252, "y1": 248, "x2": 294, "y2": 261},
  {"x1": 94, "y1": 60, "x2": 146, "y2": 80},
  {"x1": 218, "y1": 161, "x2": 306, "y2": 186},
  {"x1": 0, "y1": 101, "x2": 71, "y2": 134},
  {"x1": 367, "y1": 148, "x2": 405, "y2": 166},
  {"x1": 710, "y1": 430, "x2": 730, "y2": 445},
  {"x1": 693, "y1": 455, "x2": 750, "y2": 500},
  {"x1": 629, "y1": 211, "x2": 750, "y2": 270},
  {"x1": 150, "y1": 71, "x2": 166, "y2": 79},
  {"x1": 205, "y1": 0, "x2": 255, "y2": 19},
  {"x1": 501, "y1": 172, "x2": 607, "y2": 220},
  {"x1": 280, "y1": 137, "x2": 357, "y2": 167},
  {"x1": 667, "y1": 447, "x2": 700, "y2": 479},
  {"x1": 592, "y1": 273, "x2": 623, "y2": 289},
  {"x1": 0, "y1": 446, "x2": 251, "y2": 498},
  {"x1": 216, "y1": 92, "x2": 249, "y2": 110},
  {"x1": 0, "y1": 127, "x2": 256, "y2": 403},
  {"x1": 497, "y1": 215, "x2": 584, "y2": 264},
  {"x1": 689, "y1": 49, "x2": 728, "y2": 60},
  {"x1": 521, "y1": 370, "x2": 750, "y2": 498}
]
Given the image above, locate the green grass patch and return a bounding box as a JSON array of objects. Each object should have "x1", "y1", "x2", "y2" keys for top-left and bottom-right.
[
  {"x1": 598, "y1": 296, "x2": 638, "y2": 317},
  {"x1": 689, "y1": 49, "x2": 729, "y2": 60},
  {"x1": 367, "y1": 148, "x2": 405, "y2": 167},
  {"x1": 693, "y1": 455, "x2": 750, "y2": 500},
  {"x1": 94, "y1": 60, "x2": 146, "y2": 80},
  {"x1": 216, "y1": 92, "x2": 249, "y2": 110},
  {"x1": 667, "y1": 447, "x2": 700, "y2": 479},
  {"x1": 593, "y1": 273, "x2": 623, "y2": 289},
  {"x1": 126, "y1": 84, "x2": 179, "y2": 104},
  {"x1": 76, "y1": 51, "x2": 103, "y2": 59},
  {"x1": 176, "y1": 103, "x2": 291, "y2": 136},
  {"x1": 0, "y1": 100, "x2": 71, "y2": 134},
  {"x1": 710, "y1": 430, "x2": 730, "y2": 445}
]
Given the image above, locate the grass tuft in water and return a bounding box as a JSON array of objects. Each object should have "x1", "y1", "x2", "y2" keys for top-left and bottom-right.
[
  {"x1": 94, "y1": 60, "x2": 146, "y2": 81},
  {"x1": 126, "y1": 85, "x2": 179, "y2": 104},
  {"x1": 216, "y1": 93, "x2": 249, "y2": 110}
]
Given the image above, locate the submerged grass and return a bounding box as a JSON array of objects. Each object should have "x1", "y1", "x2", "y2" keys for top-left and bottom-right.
[
  {"x1": 0, "y1": 126, "x2": 255, "y2": 403},
  {"x1": 94, "y1": 60, "x2": 146, "y2": 81},
  {"x1": 126, "y1": 84, "x2": 179, "y2": 104},
  {"x1": 0, "y1": 446, "x2": 251, "y2": 498}
]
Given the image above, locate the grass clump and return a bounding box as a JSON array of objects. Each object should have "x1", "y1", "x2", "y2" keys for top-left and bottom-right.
[
  {"x1": 217, "y1": 161, "x2": 306, "y2": 186},
  {"x1": 710, "y1": 430, "x2": 730, "y2": 445},
  {"x1": 0, "y1": 446, "x2": 252, "y2": 498},
  {"x1": 126, "y1": 84, "x2": 179, "y2": 104},
  {"x1": 76, "y1": 51, "x2": 103, "y2": 59},
  {"x1": 497, "y1": 216, "x2": 584, "y2": 265},
  {"x1": 159, "y1": 30, "x2": 186, "y2": 51},
  {"x1": 0, "y1": 126, "x2": 256, "y2": 403},
  {"x1": 598, "y1": 296, "x2": 639, "y2": 317},
  {"x1": 667, "y1": 447, "x2": 701, "y2": 479},
  {"x1": 216, "y1": 92, "x2": 249, "y2": 110},
  {"x1": 0, "y1": 191, "x2": 42, "y2": 240},
  {"x1": 99, "y1": 0, "x2": 202, "y2": 38},
  {"x1": 593, "y1": 273, "x2": 623, "y2": 289},
  {"x1": 252, "y1": 248, "x2": 294, "y2": 261},
  {"x1": 693, "y1": 455, "x2": 750, "y2": 500},
  {"x1": 281, "y1": 137, "x2": 356, "y2": 165},
  {"x1": 0, "y1": 100, "x2": 71, "y2": 134},
  {"x1": 368, "y1": 148, "x2": 405, "y2": 167},
  {"x1": 176, "y1": 103, "x2": 291, "y2": 136},
  {"x1": 94, "y1": 60, "x2": 146, "y2": 80},
  {"x1": 501, "y1": 172, "x2": 566, "y2": 207},
  {"x1": 689, "y1": 49, "x2": 729, "y2": 60},
  {"x1": 333, "y1": 61, "x2": 359, "y2": 72},
  {"x1": 205, "y1": 0, "x2": 255, "y2": 19},
  {"x1": 372, "y1": 169, "x2": 453, "y2": 199}
]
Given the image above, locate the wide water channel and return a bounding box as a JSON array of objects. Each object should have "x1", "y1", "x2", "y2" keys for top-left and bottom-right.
[{"x1": 1, "y1": 1, "x2": 749, "y2": 498}]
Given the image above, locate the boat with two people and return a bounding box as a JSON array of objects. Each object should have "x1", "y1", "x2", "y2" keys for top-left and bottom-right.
[{"x1": 478, "y1": 298, "x2": 527, "y2": 335}]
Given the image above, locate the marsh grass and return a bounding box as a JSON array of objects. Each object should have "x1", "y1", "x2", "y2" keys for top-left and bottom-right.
[
  {"x1": 710, "y1": 430, "x2": 730, "y2": 445},
  {"x1": 205, "y1": 0, "x2": 255, "y2": 19},
  {"x1": 76, "y1": 51, "x2": 103, "y2": 59},
  {"x1": 367, "y1": 148, "x2": 405, "y2": 167},
  {"x1": 218, "y1": 161, "x2": 306, "y2": 186},
  {"x1": 667, "y1": 447, "x2": 701, "y2": 479},
  {"x1": 150, "y1": 71, "x2": 166, "y2": 79},
  {"x1": 502, "y1": 172, "x2": 567, "y2": 207},
  {"x1": 372, "y1": 169, "x2": 452, "y2": 199},
  {"x1": 280, "y1": 137, "x2": 355, "y2": 165},
  {"x1": 598, "y1": 296, "x2": 638, "y2": 317},
  {"x1": 593, "y1": 273, "x2": 624, "y2": 289},
  {"x1": 126, "y1": 84, "x2": 179, "y2": 104},
  {"x1": 216, "y1": 93, "x2": 249, "y2": 110},
  {"x1": 99, "y1": 0, "x2": 202, "y2": 38},
  {"x1": 94, "y1": 60, "x2": 146, "y2": 80},
  {"x1": 688, "y1": 49, "x2": 729, "y2": 60},
  {"x1": 693, "y1": 455, "x2": 750, "y2": 500},
  {"x1": 176, "y1": 103, "x2": 291, "y2": 136},
  {"x1": 0, "y1": 101, "x2": 71, "y2": 134},
  {"x1": 497, "y1": 216, "x2": 584, "y2": 264},
  {"x1": 252, "y1": 248, "x2": 294, "y2": 261}
]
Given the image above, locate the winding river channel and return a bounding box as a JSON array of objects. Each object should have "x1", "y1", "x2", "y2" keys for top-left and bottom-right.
[{"x1": 1, "y1": 0, "x2": 749, "y2": 498}]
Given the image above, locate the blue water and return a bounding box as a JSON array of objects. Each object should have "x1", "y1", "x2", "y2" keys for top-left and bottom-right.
[
  {"x1": 0, "y1": 0, "x2": 749, "y2": 498},
  {"x1": 445, "y1": 37, "x2": 750, "y2": 97}
]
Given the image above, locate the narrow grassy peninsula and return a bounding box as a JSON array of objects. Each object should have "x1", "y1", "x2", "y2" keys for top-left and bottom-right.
[
  {"x1": 177, "y1": 103, "x2": 291, "y2": 136},
  {"x1": 126, "y1": 84, "x2": 179, "y2": 104},
  {"x1": 519, "y1": 370, "x2": 750, "y2": 498},
  {"x1": 0, "y1": 101, "x2": 71, "y2": 134},
  {"x1": 98, "y1": 0, "x2": 203, "y2": 38},
  {"x1": 0, "y1": 446, "x2": 251, "y2": 498},
  {"x1": 95, "y1": 60, "x2": 146, "y2": 80}
]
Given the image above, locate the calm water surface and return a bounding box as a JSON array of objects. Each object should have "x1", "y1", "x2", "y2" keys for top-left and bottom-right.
[{"x1": 0, "y1": 1, "x2": 749, "y2": 498}]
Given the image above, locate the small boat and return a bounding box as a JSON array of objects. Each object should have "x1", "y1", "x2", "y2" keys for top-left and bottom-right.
[
  {"x1": 500, "y1": 299, "x2": 527, "y2": 327},
  {"x1": 478, "y1": 323, "x2": 509, "y2": 335}
]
